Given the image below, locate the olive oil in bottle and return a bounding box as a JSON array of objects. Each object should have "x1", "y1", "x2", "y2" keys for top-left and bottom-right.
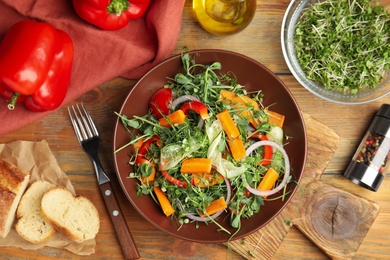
[{"x1": 192, "y1": 0, "x2": 256, "y2": 35}]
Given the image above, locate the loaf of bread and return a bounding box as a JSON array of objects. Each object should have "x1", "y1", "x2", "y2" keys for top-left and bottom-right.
[
  {"x1": 0, "y1": 157, "x2": 30, "y2": 238},
  {"x1": 15, "y1": 180, "x2": 55, "y2": 243},
  {"x1": 41, "y1": 187, "x2": 100, "y2": 243}
]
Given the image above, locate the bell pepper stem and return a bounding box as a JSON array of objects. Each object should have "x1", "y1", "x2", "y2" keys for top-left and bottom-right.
[
  {"x1": 108, "y1": 0, "x2": 129, "y2": 15},
  {"x1": 8, "y1": 92, "x2": 20, "y2": 110}
]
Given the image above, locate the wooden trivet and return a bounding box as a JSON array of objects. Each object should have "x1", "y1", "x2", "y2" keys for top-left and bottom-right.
[{"x1": 227, "y1": 113, "x2": 380, "y2": 260}]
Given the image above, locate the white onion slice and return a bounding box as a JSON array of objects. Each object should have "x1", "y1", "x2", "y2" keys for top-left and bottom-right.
[
  {"x1": 179, "y1": 175, "x2": 232, "y2": 222},
  {"x1": 181, "y1": 205, "x2": 225, "y2": 222},
  {"x1": 244, "y1": 140, "x2": 290, "y2": 197},
  {"x1": 247, "y1": 124, "x2": 256, "y2": 132},
  {"x1": 171, "y1": 95, "x2": 200, "y2": 110},
  {"x1": 197, "y1": 119, "x2": 205, "y2": 129}
]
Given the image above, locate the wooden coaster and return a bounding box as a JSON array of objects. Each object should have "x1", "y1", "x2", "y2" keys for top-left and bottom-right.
[{"x1": 226, "y1": 113, "x2": 380, "y2": 259}]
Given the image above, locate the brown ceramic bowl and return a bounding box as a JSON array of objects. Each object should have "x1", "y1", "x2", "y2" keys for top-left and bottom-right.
[{"x1": 113, "y1": 49, "x2": 307, "y2": 243}]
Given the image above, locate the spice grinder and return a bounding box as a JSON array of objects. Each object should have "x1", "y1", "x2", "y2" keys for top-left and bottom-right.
[{"x1": 343, "y1": 104, "x2": 390, "y2": 191}]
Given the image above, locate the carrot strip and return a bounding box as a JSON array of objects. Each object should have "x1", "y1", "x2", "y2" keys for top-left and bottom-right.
[
  {"x1": 232, "y1": 95, "x2": 260, "y2": 128},
  {"x1": 219, "y1": 91, "x2": 261, "y2": 127},
  {"x1": 199, "y1": 197, "x2": 227, "y2": 217},
  {"x1": 251, "y1": 118, "x2": 261, "y2": 127},
  {"x1": 227, "y1": 137, "x2": 246, "y2": 161},
  {"x1": 257, "y1": 168, "x2": 279, "y2": 198},
  {"x1": 220, "y1": 90, "x2": 259, "y2": 113},
  {"x1": 266, "y1": 110, "x2": 285, "y2": 128},
  {"x1": 216, "y1": 110, "x2": 240, "y2": 138},
  {"x1": 153, "y1": 187, "x2": 175, "y2": 217},
  {"x1": 191, "y1": 172, "x2": 224, "y2": 188},
  {"x1": 180, "y1": 158, "x2": 212, "y2": 174},
  {"x1": 219, "y1": 89, "x2": 237, "y2": 101},
  {"x1": 232, "y1": 95, "x2": 259, "y2": 111},
  {"x1": 159, "y1": 109, "x2": 186, "y2": 128}
]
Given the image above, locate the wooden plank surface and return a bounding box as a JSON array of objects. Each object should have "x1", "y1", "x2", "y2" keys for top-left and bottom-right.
[
  {"x1": 227, "y1": 114, "x2": 381, "y2": 259},
  {"x1": 0, "y1": 1, "x2": 389, "y2": 259}
]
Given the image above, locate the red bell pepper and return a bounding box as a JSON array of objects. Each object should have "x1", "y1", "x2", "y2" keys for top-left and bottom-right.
[
  {"x1": 0, "y1": 20, "x2": 74, "y2": 112},
  {"x1": 73, "y1": 0, "x2": 150, "y2": 30},
  {"x1": 250, "y1": 133, "x2": 273, "y2": 166},
  {"x1": 135, "y1": 135, "x2": 160, "y2": 165},
  {"x1": 180, "y1": 101, "x2": 210, "y2": 120},
  {"x1": 161, "y1": 171, "x2": 187, "y2": 188}
]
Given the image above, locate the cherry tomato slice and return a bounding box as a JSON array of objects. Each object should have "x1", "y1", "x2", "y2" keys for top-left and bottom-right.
[{"x1": 149, "y1": 88, "x2": 172, "y2": 119}]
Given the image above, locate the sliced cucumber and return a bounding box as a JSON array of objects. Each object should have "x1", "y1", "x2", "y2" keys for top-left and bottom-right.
[
  {"x1": 159, "y1": 140, "x2": 201, "y2": 170},
  {"x1": 266, "y1": 125, "x2": 284, "y2": 145},
  {"x1": 271, "y1": 150, "x2": 284, "y2": 172},
  {"x1": 207, "y1": 132, "x2": 223, "y2": 162},
  {"x1": 205, "y1": 119, "x2": 223, "y2": 143},
  {"x1": 266, "y1": 126, "x2": 285, "y2": 172},
  {"x1": 219, "y1": 158, "x2": 247, "y2": 179},
  {"x1": 159, "y1": 144, "x2": 185, "y2": 171}
]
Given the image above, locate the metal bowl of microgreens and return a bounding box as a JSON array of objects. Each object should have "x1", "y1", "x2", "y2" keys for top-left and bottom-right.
[{"x1": 281, "y1": 0, "x2": 390, "y2": 104}]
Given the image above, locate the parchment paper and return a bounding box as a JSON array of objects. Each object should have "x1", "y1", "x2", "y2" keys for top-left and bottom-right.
[{"x1": 0, "y1": 140, "x2": 96, "y2": 255}]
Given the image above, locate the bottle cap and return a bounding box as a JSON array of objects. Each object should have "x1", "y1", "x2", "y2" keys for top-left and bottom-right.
[
  {"x1": 370, "y1": 104, "x2": 390, "y2": 138},
  {"x1": 343, "y1": 161, "x2": 384, "y2": 191},
  {"x1": 377, "y1": 104, "x2": 390, "y2": 119}
]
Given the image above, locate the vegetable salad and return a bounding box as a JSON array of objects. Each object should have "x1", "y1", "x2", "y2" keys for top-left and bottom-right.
[{"x1": 116, "y1": 53, "x2": 293, "y2": 233}]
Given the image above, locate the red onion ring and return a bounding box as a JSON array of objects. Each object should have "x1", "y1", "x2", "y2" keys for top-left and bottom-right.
[
  {"x1": 244, "y1": 140, "x2": 290, "y2": 197},
  {"x1": 178, "y1": 175, "x2": 232, "y2": 222},
  {"x1": 171, "y1": 95, "x2": 200, "y2": 110}
]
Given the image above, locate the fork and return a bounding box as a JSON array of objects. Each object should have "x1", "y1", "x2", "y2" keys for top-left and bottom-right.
[{"x1": 68, "y1": 103, "x2": 140, "y2": 260}]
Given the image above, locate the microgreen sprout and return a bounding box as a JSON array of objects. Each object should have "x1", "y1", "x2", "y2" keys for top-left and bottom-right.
[
  {"x1": 294, "y1": 0, "x2": 390, "y2": 93},
  {"x1": 284, "y1": 217, "x2": 305, "y2": 227}
]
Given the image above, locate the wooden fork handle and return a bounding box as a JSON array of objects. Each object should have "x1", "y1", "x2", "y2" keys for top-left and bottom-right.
[{"x1": 99, "y1": 181, "x2": 140, "y2": 259}]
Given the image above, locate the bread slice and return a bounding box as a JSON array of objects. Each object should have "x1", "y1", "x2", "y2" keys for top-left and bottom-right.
[
  {"x1": 0, "y1": 157, "x2": 30, "y2": 238},
  {"x1": 41, "y1": 187, "x2": 100, "y2": 243},
  {"x1": 15, "y1": 180, "x2": 55, "y2": 243}
]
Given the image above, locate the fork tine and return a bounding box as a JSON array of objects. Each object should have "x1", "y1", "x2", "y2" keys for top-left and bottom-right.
[
  {"x1": 72, "y1": 105, "x2": 89, "y2": 140},
  {"x1": 80, "y1": 103, "x2": 99, "y2": 137},
  {"x1": 68, "y1": 102, "x2": 99, "y2": 143},
  {"x1": 76, "y1": 104, "x2": 93, "y2": 138},
  {"x1": 68, "y1": 105, "x2": 84, "y2": 142}
]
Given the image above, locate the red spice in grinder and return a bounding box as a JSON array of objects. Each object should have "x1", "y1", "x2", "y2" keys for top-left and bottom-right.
[{"x1": 343, "y1": 104, "x2": 390, "y2": 191}]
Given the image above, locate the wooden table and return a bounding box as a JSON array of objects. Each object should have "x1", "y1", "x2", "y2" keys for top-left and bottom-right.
[{"x1": 1, "y1": 1, "x2": 389, "y2": 259}]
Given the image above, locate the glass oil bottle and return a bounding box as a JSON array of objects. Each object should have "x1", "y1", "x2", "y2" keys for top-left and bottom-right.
[{"x1": 192, "y1": 0, "x2": 256, "y2": 35}]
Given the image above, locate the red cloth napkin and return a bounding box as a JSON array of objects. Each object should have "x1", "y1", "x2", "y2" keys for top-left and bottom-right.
[{"x1": 0, "y1": 0, "x2": 184, "y2": 136}]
